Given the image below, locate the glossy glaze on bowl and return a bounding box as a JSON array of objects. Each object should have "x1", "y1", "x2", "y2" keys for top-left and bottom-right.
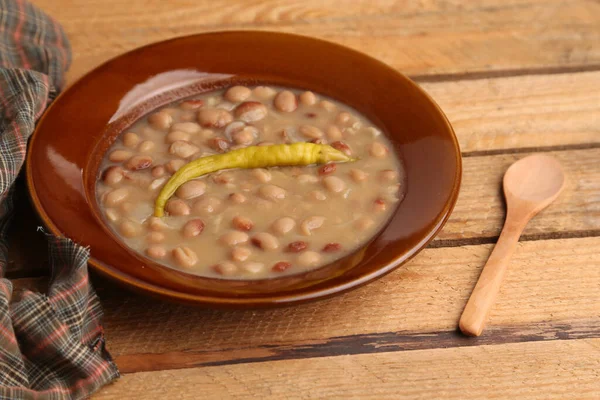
[{"x1": 26, "y1": 31, "x2": 461, "y2": 307}]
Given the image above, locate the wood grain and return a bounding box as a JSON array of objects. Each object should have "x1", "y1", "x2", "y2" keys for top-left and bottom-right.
[
  {"x1": 80, "y1": 237, "x2": 599, "y2": 362},
  {"x1": 96, "y1": 339, "x2": 600, "y2": 399},
  {"x1": 114, "y1": 319, "x2": 600, "y2": 373},
  {"x1": 33, "y1": 0, "x2": 600, "y2": 84},
  {"x1": 422, "y1": 71, "x2": 600, "y2": 153},
  {"x1": 439, "y1": 148, "x2": 600, "y2": 243}
]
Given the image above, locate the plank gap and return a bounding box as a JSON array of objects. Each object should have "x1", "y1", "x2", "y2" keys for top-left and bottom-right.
[
  {"x1": 114, "y1": 319, "x2": 600, "y2": 374},
  {"x1": 462, "y1": 142, "x2": 600, "y2": 158},
  {"x1": 411, "y1": 63, "x2": 600, "y2": 83}
]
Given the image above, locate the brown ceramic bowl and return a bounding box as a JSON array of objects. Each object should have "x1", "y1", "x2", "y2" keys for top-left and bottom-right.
[{"x1": 27, "y1": 31, "x2": 461, "y2": 308}]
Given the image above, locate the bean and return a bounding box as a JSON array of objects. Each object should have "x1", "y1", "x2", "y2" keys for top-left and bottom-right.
[
  {"x1": 380, "y1": 169, "x2": 399, "y2": 182},
  {"x1": 193, "y1": 196, "x2": 222, "y2": 215},
  {"x1": 180, "y1": 112, "x2": 197, "y2": 122},
  {"x1": 323, "y1": 176, "x2": 346, "y2": 193},
  {"x1": 252, "y1": 168, "x2": 272, "y2": 183},
  {"x1": 259, "y1": 184, "x2": 286, "y2": 201},
  {"x1": 229, "y1": 192, "x2": 247, "y2": 204},
  {"x1": 176, "y1": 180, "x2": 206, "y2": 199},
  {"x1": 180, "y1": 99, "x2": 204, "y2": 110},
  {"x1": 365, "y1": 126, "x2": 382, "y2": 137},
  {"x1": 273, "y1": 90, "x2": 297, "y2": 112},
  {"x1": 241, "y1": 262, "x2": 265, "y2": 274},
  {"x1": 299, "y1": 125, "x2": 323, "y2": 139},
  {"x1": 350, "y1": 169, "x2": 368, "y2": 183},
  {"x1": 105, "y1": 208, "x2": 119, "y2": 222},
  {"x1": 165, "y1": 130, "x2": 191, "y2": 143},
  {"x1": 165, "y1": 159, "x2": 185, "y2": 173},
  {"x1": 297, "y1": 174, "x2": 318, "y2": 184},
  {"x1": 308, "y1": 190, "x2": 327, "y2": 201},
  {"x1": 148, "y1": 111, "x2": 173, "y2": 130},
  {"x1": 102, "y1": 166, "x2": 124, "y2": 185},
  {"x1": 369, "y1": 142, "x2": 388, "y2": 158},
  {"x1": 165, "y1": 199, "x2": 190, "y2": 216},
  {"x1": 146, "y1": 231, "x2": 166, "y2": 243},
  {"x1": 212, "y1": 172, "x2": 234, "y2": 184},
  {"x1": 299, "y1": 91, "x2": 317, "y2": 105},
  {"x1": 373, "y1": 198, "x2": 387, "y2": 212},
  {"x1": 355, "y1": 216, "x2": 375, "y2": 231},
  {"x1": 322, "y1": 243, "x2": 342, "y2": 252},
  {"x1": 119, "y1": 221, "x2": 140, "y2": 238},
  {"x1": 318, "y1": 163, "x2": 336, "y2": 175},
  {"x1": 331, "y1": 141, "x2": 352, "y2": 156},
  {"x1": 230, "y1": 247, "x2": 251, "y2": 262},
  {"x1": 286, "y1": 241, "x2": 308, "y2": 253},
  {"x1": 172, "y1": 247, "x2": 198, "y2": 269},
  {"x1": 213, "y1": 262, "x2": 238, "y2": 276},
  {"x1": 108, "y1": 149, "x2": 132, "y2": 162},
  {"x1": 169, "y1": 140, "x2": 199, "y2": 158},
  {"x1": 251, "y1": 232, "x2": 280, "y2": 251},
  {"x1": 219, "y1": 231, "x2": 249, "y2": 246},
  {"x1": 138, "y1": 140, "x2": 155, "y2": 153},
  {"x1": 326, "y1": 125, "x2": 343, "y2": 141},
  {"x1": 234, "y1": 101, "x2": 268, "y2": 122},
  {"x1": 172, "y1": 122, "x2": 201, "y2": 134},
  {"x1": 198, "y1": 108, "x2": 233, "y2": 128},
  {"x1": 123, "y1": 132, "x2": 141, "y2": 147},
  {"x1": 253, "y1": 86, "x2": 276, "y2": 99},
  {"x1": 199, "y1": 129, "x2": 215, "y2": 140},
  {"x1": 182, "y1": 219, "x2": 205, "y2": 237},
  {"x1": 335, "y1": 111, "x2": 354, "y2": 126},
  {"x1": 151, "y1": 166, "x2": 165, "y2": 178},
  {"x1": 224, "y1": 121, "x2": 245, "y2": 137},
  {"x1": 120, "y1": 202, "x2": 134, "y2": 213},
  {"x1": 232, "y1": 216, "x2": 254, "y2": 231},
  {"x1": 272, "y1": 261, "x2": 292, "y2": 272},
  {"x1": 125, "y1": 155, "x2": 153, "y2": 171},
  {"x1": 318, "y1": 100, "x2": 336, "y2": 112},
  {"x1": 224, "y1": 86, "x2": 251, "y2": 102},
  {"x1": 232, "y1": 127, "x2": 257, "y2": 145},
  {"x1": 300, "y1": 216, "x2": 325, "y2": 236},
  {"x1": 104, "y1": 187, "x2": 129, "y2": 206},
  {"x1": 146, "y1": 245, "x2": 167, "y2": 259},
  {"x1": 297, "y1": 251, "x2": 321, "y2": 267},
  {"x1": 149, "y1": 177, "x2": 167, "y2": 191},
  {"x1": 148, "y1": 216, "x2": 168, "y2": 231},
  {"x1": 207, "y1": 137, "x2": 230, "y2": 152},
  {"x1": 271, "y1": 217, "x2": 296, "y2": 236}
]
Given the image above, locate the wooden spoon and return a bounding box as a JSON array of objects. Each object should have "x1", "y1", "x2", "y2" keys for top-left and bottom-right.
[{"x1": 459, "y1": 154, "x2": 565, "y2": 337}]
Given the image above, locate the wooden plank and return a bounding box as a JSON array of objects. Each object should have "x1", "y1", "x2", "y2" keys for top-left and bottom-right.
[
  {"x1": 114, "y1": 319, "x2": 600, "y2": 373},
  {"x1": 95, "y1": 339, "x2": 600, "y2": 399},
  {"x1": 34, "y1": 0, "x2": 600, "y2": 84},
  {"x1": 439, "y1": 148, "x2": 600, "y2": 242},
  {"x1": 422, "y1": 71, "x2": 600, "y2": 153},
  {"x1": 81, "y1": 237, "x2": 599, "y2": 362}
]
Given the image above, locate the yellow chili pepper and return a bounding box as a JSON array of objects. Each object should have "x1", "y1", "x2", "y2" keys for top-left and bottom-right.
[{"x1": 154, "y1": 143, "x2": 355, "y2": 217}]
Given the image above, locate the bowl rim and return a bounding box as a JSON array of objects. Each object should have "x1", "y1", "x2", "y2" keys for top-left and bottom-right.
[{"x1": 26, "y1": 30, "x2": 462, "y2": 307}]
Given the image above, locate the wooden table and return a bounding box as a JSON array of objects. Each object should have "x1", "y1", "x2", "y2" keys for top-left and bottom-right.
[{"x1": 15, "y1": 1, "x2": 600, "y2": 398}]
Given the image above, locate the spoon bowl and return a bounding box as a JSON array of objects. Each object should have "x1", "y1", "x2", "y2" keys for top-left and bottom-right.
[{"x1": 504, "y1": 154, "x2": 565, "y2": 214}]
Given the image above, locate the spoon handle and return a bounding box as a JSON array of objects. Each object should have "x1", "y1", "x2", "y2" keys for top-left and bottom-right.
[{"x1": 459, "y1": 214, "x2": 527, "y2": 336}]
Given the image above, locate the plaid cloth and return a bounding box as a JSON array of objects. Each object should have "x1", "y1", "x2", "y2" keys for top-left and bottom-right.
[{"x1": 0, "y1": 1, "x2": 119, "y2": 398}]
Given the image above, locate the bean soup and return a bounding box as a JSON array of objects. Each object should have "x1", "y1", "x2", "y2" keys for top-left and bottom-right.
[{"x1": 96, "y1": 86, "x2": 405, "y2": 278}]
